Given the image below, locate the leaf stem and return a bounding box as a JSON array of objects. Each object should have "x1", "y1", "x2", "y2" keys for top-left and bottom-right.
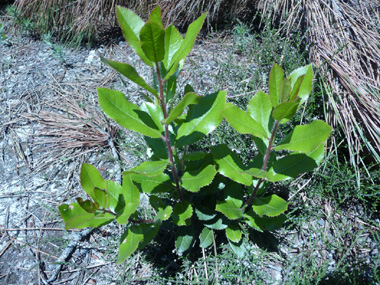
[
  {"x1": 243, "y1": 120, "x2": 280, "y2": 209},
  {"x1": 155, "y1": 62, "x2": 184, "y2": 201}
]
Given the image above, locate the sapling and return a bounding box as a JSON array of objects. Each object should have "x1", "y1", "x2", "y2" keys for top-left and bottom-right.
[{"x1": 59, "y1": 5, "x2": 332, "y2": 262}]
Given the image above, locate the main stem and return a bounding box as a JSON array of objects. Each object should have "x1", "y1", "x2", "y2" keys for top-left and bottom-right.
[
  {"x1": 243, "y1": 120, "x2": 280, "y2": 209},
  {"x1": 155, "y1": 63, "x2": 183, "y2": 201}
]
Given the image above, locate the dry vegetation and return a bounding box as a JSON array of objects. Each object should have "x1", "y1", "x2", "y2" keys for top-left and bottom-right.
[{"x1": 259, "y1": 0, "x2": 380, "y2": 167}]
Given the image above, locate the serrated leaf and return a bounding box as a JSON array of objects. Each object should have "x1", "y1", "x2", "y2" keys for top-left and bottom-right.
[
  {"x1": 115, "y1": 175, "x2": 140, "y2": 224},
  {"x1": 116, "y1": 6, "x2": 152, "y2": 66},
  {"x1": 124, "y1": 160, "x2": 169, "y2": 177},
  {"x1": 80, "y1": 164, "x2": 105, "y2": 202},
  {"x1": 288, "y1": 64, "x2": 313, "y2": 103},
  {"x1": 269, "y1": 63, "x2": 284, "y2": 107},
  {"x1": 181, "y1": 165, "x2": 217, "y2": 193},
  {"x1": 165, "y1": 13, "x2": 206, "y2": 79},
  {"x1": 140, "y1": 101, "x2": 164, "y2": 133},
  {"x1": 164, "y1": 92, "x2": 199, "y2": 124},
  {"x1": 172, "y1": 201, "x2": 193, "y2": 226},
  {"x1": 149, "y1": 195, "x2": 166, "y2": 211},
  {"x1": 252, "y1": 194, "x2": 288, "y2": 217},
  {"x1": 204, "y1": 216, "x2": 229, "y2": 230},
  {"x1": 247, "y1": 90, "x2": 272, "y2": 137},
  {"x1": 226, "y1": 224, "x2": 242, "y2": 243},
  {"x1": 199, "y1": 227, "x2": 213, "y2": 248},
  {"x1": 117, "y1": 225, "x2": 144, "y2": 263},
  {"x1": 163, "y1": 25, "x2": 183, "y2": 70},
  {"x1": 272, "y1": 101, "x2": 299, "y2": 121},
  {"x1": 99, "y1": 55, "x2": 158, "y2": 97},
  {"x1": 148, "y1": 6, "x2": 163, "y2": 27},
  {"x1": 140, "y1": 21, "x2": 165, "y2": 63},
  {"x1": 216, "y1": 199, "x2": 243, "y2": 220},
  {"x1": 274, "y1": 120, "x2": 332, "y2": 153},
  {"x1": 98, "y1": 88, "x2": 162, "y2": 138},
  {"x1": 176, "y1": 91, "x2": 226, "y2": 148},
  {"x1": 175, "y1": 225, "x2": 194, "y2": 254},
  {"x1": 244, "y1": 208, "x2": 287, "y2": 231},
  {"x1": 131, "y1": 173, "x2": 173, "y2": 194},
  {"x1": 211, "y1": 144, "x2": 252, "y2": 186},
  {"x1": 222, "y1": 104, "x2": 268, "y2": 139},
  {"x1": 195, "y1": 205, "x2": 217, "y2": 221},
  {"x1": 59, "y1": 203, "x2": 114, "y2": 230}
]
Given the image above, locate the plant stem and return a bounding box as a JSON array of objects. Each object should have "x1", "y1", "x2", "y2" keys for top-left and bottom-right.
[
  {"x1": 243, "y1": 120, "x2": 280, "y2": 209},
  {"x1": 155, "y1": 63, "x2": 183, "y2": 200}
]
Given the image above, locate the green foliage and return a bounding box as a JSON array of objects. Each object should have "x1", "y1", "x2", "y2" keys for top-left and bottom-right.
[{"x1": 58, "y1": 6, "x2": 331, "y2": 263}]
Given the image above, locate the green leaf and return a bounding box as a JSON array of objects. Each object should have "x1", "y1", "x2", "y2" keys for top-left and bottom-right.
[
  {"x1": 165, "y1": 13, "x2": 207, "y2": 79},
  {"x1": 98, "y1": 88, "x2": 162, "y2": 138},
  {"x1": 164, "y1": 92, "x2": 199, "y2": 124},
  {"x1": 59, "y1": 203, "x2": 114, "y2": 230},
  {"x1": 115, "y1": 175, "x2": 140, "y2": 224},
  {"x1": 105, "y1": 180, "x2": 124, "y2": 212},
  {"x1": 76, "y1": 198, "x2": 99, "y2": 213},
  {"x1": 176, "y1": 91, "x2": 226, "y2": 148},
  {"x1": 229, "y1": 239, "x2": 246, "y2": 258},
  {"x1": 272, "y1": 101, "x2": 299, "y2": 121},
  {"x1": 175, "y1": 225, "x2": 194, "y2": 254},
  {"x1": 144, "y1": 136, "x2": 169, "y2": 160},
  {"x1": 94, "y1": 187, "x2": 110, "y2": 209},
  {"x1": 117, "y1": 225, "x2": 144, "y2": 263},
  {"x1": 149, "y1": 195, "x2": 166, "y2": 211},
  {"x1": 140, "y1": 102, "x2": 164, "y2": 133},
  {"x1": 149, "y1": 6, "x2": 163, "y2": 27},
  {"x1": 199, "y1": 227, "x2": 213, "y2": 248},
  {"x1": 181, "y1": 165, "x2": 217, "y2": 193},
  {"x1": 124, "y1": 160, "x2": 169, "y2": 177},
  {"x1": 269, "y1": 63, "x2": 284, "y2": 107},
  {"x1": 116, "y1": 6, "x2": 152, "y2": 66},
  {"x1": 137, "y1": 221, "x2": 161, "y2": 250},
  {"x1": 155, "y1": 205, "x2": 172, "y2": 221},
  {"x1": 247, "y1": 90, "x2": 272, "y2": 137},
  {"x1": 163, "y1": 25, "x2": 183, "y2": 70},
  {"x1": 172, "y1": 201, "x2": 193, "y2": 226},
  {"x1": 289, "y1": 75, "x2": 304, "y2": 101},
  {"x1": 195, "y1": 205, "x2": 217, "y2": 221},
  {"x1": 99, "y1": 55, "x2": 158, "y2": 98},
  {"x1": 288, "y1": 64, "x2": 313, "y2": 103},
  {"x1": 164, "y1": 68, "x2": 179, "y2": 102},
  {"x1": 211, "y1": 144, "x2": 252, "y2": 186},
  {"x1": 274, "y1": 120, "x2": 332, "y2": 153},
  {"x1": 226, "y1": 224, "x2": 242, "y2": 243},
  {"x1": 252, "y1": 194, "x2": 288, "y2": 217},
  {"x1": 80, "y1": 164, "x2": 105, "y2": 202},
  {"x1": 204, "y1": 216, "x2": 229, "y2": 230},
  {"x1": 244, "y1": 208, "x2": 287, "y2": 231},
  {"x1": 222, "y1": 104, "x2": 268, "y2": 139},
  {"x1": 131, "y1": 173, "x2": 173, "y2": 194},
  {"x1": 273, "y1": 153, "x2": 318, "y2": 178},
  {"x1": 140, "y1": 21, "x2": 165, "y2": 63},
  {"x1": 216, "y1": 199, "x2": 243, "y2": 220},
  {"x1": 279, "y1": 78, "x2": 291, "y2": 103}
]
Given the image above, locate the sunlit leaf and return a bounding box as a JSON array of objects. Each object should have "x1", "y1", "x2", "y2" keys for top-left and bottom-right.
[
  {"x1": 117, "y1": 225, "x2": 144, "y2": 263},
  {"x1": 181, "y1": 165, "x2": 216, "y2": 193},
  {"x1": 247, "y1": 90, "x2": 272, "y2": 137},
  {"x1": 175, "y1": 225, "x2": 194, "y2": 253},
  {"x1": 124, "y1": 160, "x2": 169, "y2": 177},
  {"x1": 80, "y1": 164, "x2": 105, "y2": 203},
  {"x1": 199, "y1": 227, "x2": 213, "y2": 248},
  {"x1": 269, "y1": 63, "x2": 284, "y2": 107},
  {"x1": 140, "y1": 21, "x2": 165, "y2": 63},
  {"x1": 226, "y1": 224, "x2": 242, "y2": 243},
  {"x1": 252, "y1": 194, "x2": 288, "y2": 217},
  {"x1": 164, "y1": 92, "x2": 199, "y2": 124},
  {"x1": 172, "y1": 201, "x2": 193, "y2": 226}
]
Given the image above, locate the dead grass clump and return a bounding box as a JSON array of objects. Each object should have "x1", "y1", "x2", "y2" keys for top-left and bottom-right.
[{"x1": 259, "y1": 0, "x2": 380, "y2": 167}]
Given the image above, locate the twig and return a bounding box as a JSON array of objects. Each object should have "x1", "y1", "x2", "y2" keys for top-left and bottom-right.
[{"x1": 46, "y1": 228, "x2": 94, "y2": 283}]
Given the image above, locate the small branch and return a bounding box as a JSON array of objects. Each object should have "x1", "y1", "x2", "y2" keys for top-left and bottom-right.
[
  {"x1": 155, "y1": 62, "x2": 184, "y2": 201},
  {"x1": 243, "y1": 120, "x2": 280, "y2": 209}
]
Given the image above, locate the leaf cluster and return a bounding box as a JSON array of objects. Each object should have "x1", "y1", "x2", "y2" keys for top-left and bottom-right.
[{"x1": 59, "y1": 6, "x2": 332, "y2": 263}]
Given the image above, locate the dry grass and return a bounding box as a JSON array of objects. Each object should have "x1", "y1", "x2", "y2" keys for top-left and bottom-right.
[
  {"x1": 259, "y1": 0, "x2": 380, "y2": 166},
  {"x1": 13, "y1": 0, "x2": 257, "y2": 45}
]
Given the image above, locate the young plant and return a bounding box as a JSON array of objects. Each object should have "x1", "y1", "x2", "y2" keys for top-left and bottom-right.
[{"x1": 58, "y1": 6, "x2": 332, "y2": 263}]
